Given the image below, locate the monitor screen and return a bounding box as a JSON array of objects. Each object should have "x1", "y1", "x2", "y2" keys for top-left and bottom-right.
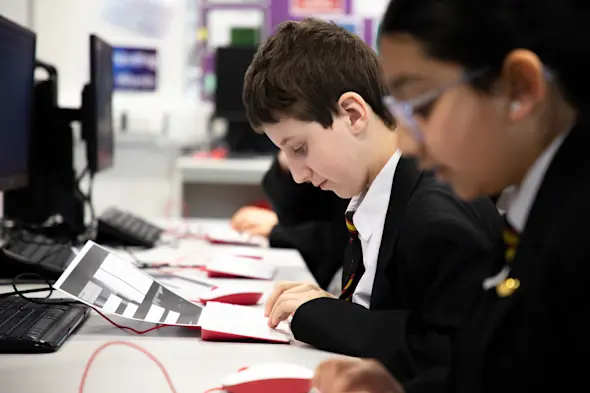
[
  {"x1": 214, "y1": 46, "x2": 257, "y2": 121},
  {"x1": 0, "y1": 16, "x2": 35, "y2": 191},
  {"x1": 89, "y1": 34, "x2": 114, "y2": 174}
]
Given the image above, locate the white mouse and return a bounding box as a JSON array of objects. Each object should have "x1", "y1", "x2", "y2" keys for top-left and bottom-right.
[
  {"x1": 221, "y1": 363, "x2": 313, "y2": 393},
  {"x1": 198, "y1": 287, "x2": 263, "y2": 306}
]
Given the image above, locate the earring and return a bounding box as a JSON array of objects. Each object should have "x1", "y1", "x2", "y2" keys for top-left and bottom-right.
[{"x1": 510, "y1": 101, "x2": 521, "y2": 112}]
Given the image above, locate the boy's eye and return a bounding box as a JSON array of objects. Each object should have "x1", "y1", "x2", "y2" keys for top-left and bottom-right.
[{"x1": 293, "y1": 144, "x2": 307, "y2": 155}]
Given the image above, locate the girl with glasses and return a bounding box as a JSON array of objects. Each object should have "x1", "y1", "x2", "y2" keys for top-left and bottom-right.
[{"x1": 313, "y1": 0, "x2": 590, "y2": 392}]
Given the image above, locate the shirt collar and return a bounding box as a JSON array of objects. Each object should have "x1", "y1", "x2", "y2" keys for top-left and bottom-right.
[
  {"x1": 347, "y1": 149, "x2": 402, "y2": 240},
  {"x1": 506, "y1": 132, "x2": 568, "y2": 233}
]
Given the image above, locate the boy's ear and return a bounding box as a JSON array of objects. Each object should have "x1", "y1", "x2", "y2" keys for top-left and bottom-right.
[{"x1": 338, "y1": 92, "x2": 369, "y2": 134}]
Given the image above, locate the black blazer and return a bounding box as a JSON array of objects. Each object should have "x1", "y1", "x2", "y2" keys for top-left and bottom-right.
[
  {"x1": 449, "y1": 118, "x2": 590, "y2": 393},
  {"x1": 262, "y1": 157, "x2": 350, "y2": 288},
  {"x1": 290, "y1": 157, "x2": 502, "y2": 392}
]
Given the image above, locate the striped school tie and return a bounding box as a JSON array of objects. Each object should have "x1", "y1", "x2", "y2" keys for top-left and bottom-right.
[
  {"x1": 340, "y1": 210, "x2": 365, "y2": 301},
  {"x1": 496, "y1": 217, "x2": 521, "y2": 297}
]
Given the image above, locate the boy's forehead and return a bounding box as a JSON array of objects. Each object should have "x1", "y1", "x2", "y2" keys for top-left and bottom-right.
[{"x1": 263, "y1": 118, "x2": 322, "y2": 143}]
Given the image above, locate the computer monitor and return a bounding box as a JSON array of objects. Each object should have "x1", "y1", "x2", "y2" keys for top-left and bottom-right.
[
  {"x1": 0, "y1": 16, "x2": 36, "y2": 191},
  {"x1": 82, "y1": 34, "x2": 114, "y2": 174},
  {"x1": 214, "y1": 46, "x2": 257, "y2": 121}
]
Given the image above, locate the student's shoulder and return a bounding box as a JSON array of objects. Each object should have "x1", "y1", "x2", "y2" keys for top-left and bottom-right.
[
  {"x1": 409, "y1": 174, "x2": 486, "y2": 218},
  {"x1": 404, "y1": 174, "x2": 500, "y2": 237}
]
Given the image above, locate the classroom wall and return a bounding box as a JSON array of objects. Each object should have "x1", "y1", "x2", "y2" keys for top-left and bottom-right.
[
  {"x1": 0, "y1": 0, "x2": 391, "y2": 149},
  {"x1": 0, "y1": 0, "x2": 32, "y2": 28},
  {"x1": 32, "y1": 0, "x2": 207, "y2": 145}
]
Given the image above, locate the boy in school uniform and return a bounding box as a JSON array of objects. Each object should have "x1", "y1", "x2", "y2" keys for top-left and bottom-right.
[
  {"x1": 232, "y1": 150, "x2": 350, "y2": 289},
  {"x1": 243, "y1": 18, "x2": 502, "y2": 385}
]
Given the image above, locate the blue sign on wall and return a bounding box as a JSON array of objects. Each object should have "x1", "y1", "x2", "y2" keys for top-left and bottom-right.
[{"x1": 112, "y1": 47, "x2": 158, "y2": 91}]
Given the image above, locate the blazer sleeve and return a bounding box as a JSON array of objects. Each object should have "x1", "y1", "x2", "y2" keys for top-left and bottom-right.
[
  {"x1": 268, "y1": 220, "x2": 349, "y2": 289},
  {"x1": 290, "y1": 219, "x2": 493, "y2": 393},
  {"x1": 262, "y1": 156, "x2": 339, "y2": 225}
]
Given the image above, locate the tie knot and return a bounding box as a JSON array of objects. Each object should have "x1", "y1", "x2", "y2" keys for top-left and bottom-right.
[
  {"x1": 345, "y1": 210, "x2": 358, "y2": 236},
  {"x1": 503, "y1": 217, "x2": 519, "y2": 247}
]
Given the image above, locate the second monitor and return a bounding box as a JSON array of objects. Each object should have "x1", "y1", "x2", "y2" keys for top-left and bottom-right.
[{"x1": 71, "y1": 34, "x2": 115, "y2": 175}]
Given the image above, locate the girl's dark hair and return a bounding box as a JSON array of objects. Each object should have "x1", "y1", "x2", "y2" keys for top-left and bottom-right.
[{"x1": 380, "y1": 0, "x2": 590, "y2": 111}]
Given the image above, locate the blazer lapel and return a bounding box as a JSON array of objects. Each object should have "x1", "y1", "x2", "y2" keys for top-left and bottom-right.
[{"x1": 370, "y1": 157, "x2": 424, "y2": 308}]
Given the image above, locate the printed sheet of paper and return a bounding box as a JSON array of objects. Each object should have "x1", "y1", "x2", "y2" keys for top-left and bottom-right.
[
  {"x1": 54, "y1": 241, "x2": 203, "y2": 326},
  {"x1": 174, "y1": 270, "x2": 274, "y2": 302},
  {"x1": 127, "y1": 246, "x2": 208, "y2": 267},
  {"x1": 199, "y1": 302, "x2": 292, "y2": 343},
  {"x1": 149, "y1": 273, "x2": 214, "y2": 301},
  {"x1": 206, "y1": 255, "x2": 276, "y2": 280},
  {"x1": 206, "y1": 226, "x2": 268, "y2": 247}
]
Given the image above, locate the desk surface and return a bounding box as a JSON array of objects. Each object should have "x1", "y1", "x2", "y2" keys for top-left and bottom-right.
[
  {"x1": 0, "y1": 220, "x2": 341, "y2": 393},
  {"x1": 176, "y1": 156, "x2": 273, "y2": 185}
]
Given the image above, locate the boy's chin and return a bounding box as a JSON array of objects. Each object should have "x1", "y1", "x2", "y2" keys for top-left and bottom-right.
[{"x1": 330, "y1": 185, "x2": 359, "y2": 199}]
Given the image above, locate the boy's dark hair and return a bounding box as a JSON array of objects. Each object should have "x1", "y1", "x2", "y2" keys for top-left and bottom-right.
[
  {"x1": 243, "y1": 18, "x2": 394, "y2": 132},
  {"x1": 380, "y1": 0, "x2": 590, "y2": 112}
]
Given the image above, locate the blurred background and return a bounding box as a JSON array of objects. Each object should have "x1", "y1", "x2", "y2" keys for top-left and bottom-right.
[{"x1": 0, "y1": 0, "x2": 390, "y2": 221}]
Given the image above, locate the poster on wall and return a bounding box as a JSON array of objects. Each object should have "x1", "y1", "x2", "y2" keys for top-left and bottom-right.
[
  {"x1": 290, "y1": 0, "x2": 345, "y2": 16},
  {"x1": 112, "y1": 47, "x2": 158, "y2": 92}
]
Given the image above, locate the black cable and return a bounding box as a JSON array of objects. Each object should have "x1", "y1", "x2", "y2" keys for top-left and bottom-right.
[
  {"x1": 76, "y1": 166, "x2": 89, "y2": 184},
  {"x1": 0, "y1": 215, "x2": 68, "y2": 234},
  {"x1": 0, "y1": 273, "x2": 79, "y2": 306},
  {"x1": 75, "y1": 166, "x2": 97, "y2": 243},
  {"x1": 8, "y1": 229, "x2": 72, "y2": 245}
]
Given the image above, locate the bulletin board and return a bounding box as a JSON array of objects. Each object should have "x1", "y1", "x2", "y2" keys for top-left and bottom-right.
[{"x1": 195, "y1": 0, "x2": 378, "y2": 101}]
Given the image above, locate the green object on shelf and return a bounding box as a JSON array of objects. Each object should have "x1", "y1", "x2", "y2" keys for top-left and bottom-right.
[{"x1": 230, "y1": 27, "x2": 260, "y2": 46}]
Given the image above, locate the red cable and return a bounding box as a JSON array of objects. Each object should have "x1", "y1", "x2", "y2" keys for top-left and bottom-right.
[
  {"x1": 91, "y1": 306, "x2": 169, "y2": 335},
  {"x1": 79, "y1": 341, "x2": 178, "y2": 393}
]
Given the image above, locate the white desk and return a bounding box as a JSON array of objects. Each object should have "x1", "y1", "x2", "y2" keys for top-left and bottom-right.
[
  {"x1": 175, "y1": 156, "x2": 273, "y2": 218},
  {"x1": 0, "y1": 227, "x2": 344, "y2": 393}
]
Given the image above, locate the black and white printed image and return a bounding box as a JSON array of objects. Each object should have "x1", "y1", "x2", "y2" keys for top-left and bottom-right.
[{"x1": 55, "y1": 242, "x2": 203, "y2": 326}]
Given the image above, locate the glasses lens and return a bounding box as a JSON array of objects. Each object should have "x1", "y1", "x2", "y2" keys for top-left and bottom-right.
[{"x1": 384, "y1": 97, "x2": 423, "y2": 141}]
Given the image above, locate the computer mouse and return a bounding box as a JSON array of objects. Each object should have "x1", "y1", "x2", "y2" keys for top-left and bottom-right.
[
  {"x1": 220, "y1": 363, "x2": 313, "y2": 393},
  {"x1": 198, "y1": 287, "x2": 263, "y2": 306}
]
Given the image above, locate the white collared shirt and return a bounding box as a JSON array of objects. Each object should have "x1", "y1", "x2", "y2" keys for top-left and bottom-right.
[
  {"x1": 506, "y1": 132, "x2": 568, "y2": 233},
  {"x1": 347, "y1": 149, "x2": 402, "y2": 308}
]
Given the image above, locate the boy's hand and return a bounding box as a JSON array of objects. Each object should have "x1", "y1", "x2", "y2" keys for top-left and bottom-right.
[
  {"x1": 265, "y1": 281, "x2": 335, "y2": 328},
  {"x1": 313, "y1": 359, "x2": 405, "y2": 393},
  {"x1": 230, "y1": 206, "x2": 278, "y2": 237}
]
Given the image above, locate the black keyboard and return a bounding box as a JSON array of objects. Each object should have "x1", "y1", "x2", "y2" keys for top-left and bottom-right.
[
  {"x1": 0, "y1": 232, "x2": 75, "y2": 280},
  {"x1": 96, "y1": 207, "x2": 164, "y2": 248},
  {"x1": 0, "y1": 295, "x2": 89, "y2": 353}
]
